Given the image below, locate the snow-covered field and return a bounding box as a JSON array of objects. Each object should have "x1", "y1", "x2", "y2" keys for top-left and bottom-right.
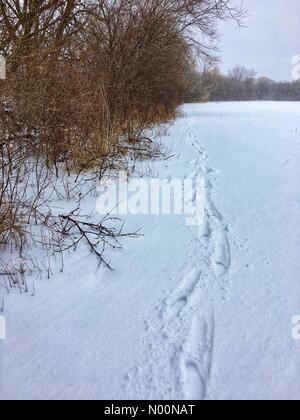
[{"x1": 1, "y1": 102, "x2": 300, "y2": 400}]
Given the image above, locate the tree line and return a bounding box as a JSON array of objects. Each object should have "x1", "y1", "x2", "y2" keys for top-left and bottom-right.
[{"x1": 185, "y1": 66, "x2": 300, "y2": 102}]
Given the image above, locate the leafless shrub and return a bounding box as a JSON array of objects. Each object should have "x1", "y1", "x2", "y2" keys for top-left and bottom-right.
[{"x1": 51, "y1": 208, "x2": 142, "y2": 270}]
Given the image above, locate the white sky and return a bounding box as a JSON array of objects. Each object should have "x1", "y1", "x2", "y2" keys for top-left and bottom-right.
[{"x1": 218, "y1": 0, "x2": 300, "y2": 81}]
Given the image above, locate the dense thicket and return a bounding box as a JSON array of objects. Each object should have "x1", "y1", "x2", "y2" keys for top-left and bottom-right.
[
  {"x1": 0, "y1": 1, "x2": 244, "y2": 167},
  {"x1": 0, "y1": 1, "x2": 243, "y2": 265}
]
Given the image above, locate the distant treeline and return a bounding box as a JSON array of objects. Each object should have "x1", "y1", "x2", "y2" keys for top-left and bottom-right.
[{"x1": 185, "y1": 66, "x2": 300, "y2": 102}]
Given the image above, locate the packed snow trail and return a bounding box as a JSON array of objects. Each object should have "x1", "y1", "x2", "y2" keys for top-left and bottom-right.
[{"x1": 1, "y1": 102, "x2": 300, "y2": 400}]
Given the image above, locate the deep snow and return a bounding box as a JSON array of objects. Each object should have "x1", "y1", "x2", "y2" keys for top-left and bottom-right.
[{"x1": 0, "y1": 102, "x2": 300, "y2": 400}]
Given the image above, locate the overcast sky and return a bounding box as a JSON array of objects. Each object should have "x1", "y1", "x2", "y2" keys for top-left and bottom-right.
[{"x1": 218, "y1": 0, "x2": 300, "y2": 81}]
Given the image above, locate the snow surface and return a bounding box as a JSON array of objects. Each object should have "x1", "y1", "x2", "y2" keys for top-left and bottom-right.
[{"x1": 1, "y1": 102, "x2": 300, "y2": 400}]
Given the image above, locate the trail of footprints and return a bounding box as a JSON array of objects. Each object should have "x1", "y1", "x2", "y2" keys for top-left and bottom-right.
[
  {"x1": 125, "y1": 126, "x2": 231, "y2": 400},
  {"x1": 180, "y1": 314, "x2": 215, "y2": 400},
  {"x1": 165, "y1": 268, "x2": 201, "y2": 319},
  {"x1": 163, "y1": 127, "x2": 231, "y2": 400}
]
